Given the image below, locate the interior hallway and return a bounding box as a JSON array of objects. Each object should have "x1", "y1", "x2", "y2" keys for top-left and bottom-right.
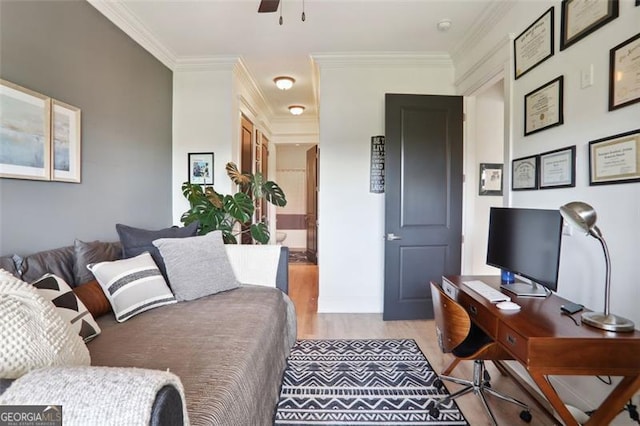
[{"x1": 287, "y1": 263, "x2": 559, "y2": 426}]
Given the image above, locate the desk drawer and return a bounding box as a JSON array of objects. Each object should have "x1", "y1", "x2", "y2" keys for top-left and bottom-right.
[
  {"x1": 458, "y1": 292, "x2": 498, "y2": 337},
  {"x1": 498, "y1": 323, "x2": 528, "y2": 363}
]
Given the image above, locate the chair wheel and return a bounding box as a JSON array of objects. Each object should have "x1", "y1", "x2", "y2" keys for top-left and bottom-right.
[
  {"x1": 484, "y1": 370, "x2": 491, "y2": 382},
  {"x1": 519, "y1": 410, "x2": 532, "y2": 423},
  {"x1": 429, "y1": 405, "x2": 441, "y2": 419},
  {"x1": 433, "y1": 378, "x2": 443, "y2": 389}
]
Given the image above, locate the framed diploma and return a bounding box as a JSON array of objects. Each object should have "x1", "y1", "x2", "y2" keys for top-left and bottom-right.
[
  {"x1": 514, "y1": 7, "x2": 554, "y2": 80},
  {"x1": 539, "y1": 146, "x2": 576, "y2": 189},
  {"x1": 524, "y1": 76, "x2": 564, "y2": 136},
  {"x1": 609, "y1": 33, "x2": 640, "y2": 111},
  {"x1": 479, "y1": 163, "x2": 503, "y2": 196},
  {"x1": 512, "y1": 155, "x2": 539, "y2": 190},
  {"x1": 589, "y1": 128, "x2": 640, "y2": 186},
  {"x1": 560, "y1": 0, "x2": 619, "y2": 51}
]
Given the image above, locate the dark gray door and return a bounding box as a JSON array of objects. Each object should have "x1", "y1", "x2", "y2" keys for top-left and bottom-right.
[{"x1": 383, "y1": 94, "x2": 463, "y2": 320}]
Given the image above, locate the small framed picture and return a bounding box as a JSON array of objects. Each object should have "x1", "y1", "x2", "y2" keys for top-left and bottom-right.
[
  {"x1": 51, "y1": 99, "x2": 82, "y2": 183},
  {"x1": 609, "y1": 33, "x2": 640, "y2": 111},
  {"x1": 514, "y1": 7, "x2": 554, "y2": 80},
  {"x1": 524, "y1": 76, "x2": 564, "y2": 136},
  {"x1": 512, "y1": 155, "x2": 539, "y2": 190},
  {"x1": 479, "y1": 163, "x2": 503, "y2": 196},
  {"x1": 560, "y1": 0, "x2": 619, "y2": 51},
  {"x1": 188, "y1": 152, "x2": 214, "y2": 185},
  {"x1": 589, "y1": 128, "x2": 640, "y2": 186},
  {"x1": 539, "y1": 145, "x2": 576, "y2": 189}
]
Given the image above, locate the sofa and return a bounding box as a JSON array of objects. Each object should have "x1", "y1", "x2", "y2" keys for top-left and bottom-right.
[{"x1": 0, "y1": 233, "x2": 296, "y2": 426}]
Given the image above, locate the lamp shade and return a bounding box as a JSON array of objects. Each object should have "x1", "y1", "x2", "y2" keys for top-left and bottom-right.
[{"x1": 559, "y1": 201, "x2": 597, "y2": 235}]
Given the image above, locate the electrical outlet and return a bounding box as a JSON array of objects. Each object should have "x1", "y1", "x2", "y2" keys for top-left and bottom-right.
[
  {"x1": 562, "y1": 221, "x2": 573, "y2": 236},
  {"x1": 581, "y1": 64, "x2": 594, "y2": 88}
]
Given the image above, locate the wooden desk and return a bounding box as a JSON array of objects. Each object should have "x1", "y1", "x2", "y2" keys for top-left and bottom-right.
[{"x1": 439, "y1": 275, "x2": 640, "y2": 426}]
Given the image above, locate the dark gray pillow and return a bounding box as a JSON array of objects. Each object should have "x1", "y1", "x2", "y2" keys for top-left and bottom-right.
[
  {"x1": 153, "y1": 231, "x2": 239, "y2": 301},
  {"x1": 116, "y1": 222, "x2": 199, "y2": 280},
  {"x1": 73, "y1": 240, "x2": 122, "y2": 285}
]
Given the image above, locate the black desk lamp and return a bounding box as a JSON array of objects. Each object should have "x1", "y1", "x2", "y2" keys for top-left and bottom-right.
[{"x1": 559, "y1": 201, "x2": 635, "y2": 332}]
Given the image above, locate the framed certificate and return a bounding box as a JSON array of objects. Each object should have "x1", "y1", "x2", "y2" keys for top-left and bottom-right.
[
  {"x1": 479, "y1": 163, "x2": 503, "y2": 196},
  {"x1": 589, "y1": 129, "x2": 640, "y2": 186},
  {"x1": 609, "y1": 33, "x2": 640, "y2": 111},
  {"x1": 524, "y1": 76, "x2": 564, "y2": 136},
  {"x1": 539, "y1": 146, "x2": 576, "y2": 189},
  {"x1": 560, "y1": 0, "x2": 619, "y2": 51},
  {"x1": 514, "y1": 7, "x2": 554, "y2": 80},
  {"x1": 512, "y1": 155, "x2": 539, "y2": 190}
]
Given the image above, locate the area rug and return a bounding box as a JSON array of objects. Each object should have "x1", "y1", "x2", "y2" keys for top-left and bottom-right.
[{"x1": 274, "y1": 339, "x2": 469, "y2": 425}]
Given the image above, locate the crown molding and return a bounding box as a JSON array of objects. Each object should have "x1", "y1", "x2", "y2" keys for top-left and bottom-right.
[
  {"x1": 173, "y1": 55, "x2": 239, "y2": 72},
  {"x1": 311, "y1": 52, "x2": 452, "y2": 69},
  {"x1": 451, "y1": 0, "x2": 514, "y2": 63},
  {"x1": 234, "y1": 59, "x2": 274, "y2": 119},
  {"x1": 87, "y1": 0, "x2": 176, "y2": 70}
]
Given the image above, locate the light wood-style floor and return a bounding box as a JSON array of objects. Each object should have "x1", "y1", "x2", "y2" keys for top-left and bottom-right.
[{"x1": 288, "y1": 264, "x2": 560, "y2": 426}]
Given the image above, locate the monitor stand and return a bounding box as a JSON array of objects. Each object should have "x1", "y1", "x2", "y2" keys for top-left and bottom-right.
[{"x1": 501, "y1": 281, "x2": 549, "y2": 297}]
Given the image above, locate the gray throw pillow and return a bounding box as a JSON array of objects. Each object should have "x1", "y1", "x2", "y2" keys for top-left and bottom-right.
[
  {"x1": 73, "y1": 239, "x2": 122, "y2": 285},
  {"x1": 153, "y1": 231, "x2": 239, "y2": 301},
  {"x1": 116, "y1": 222, "x2": 199, "y2": 280}
]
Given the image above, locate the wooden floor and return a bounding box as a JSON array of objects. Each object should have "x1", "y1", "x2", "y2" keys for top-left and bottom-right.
[{"x1": 288, "y1": 264, "x2": 560, "y2": 426}]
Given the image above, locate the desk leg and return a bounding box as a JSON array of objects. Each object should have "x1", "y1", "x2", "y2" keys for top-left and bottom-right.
[
  {"x1": 529, "y1": 372, "x2": 579, "y2": 426},
  {"x1": 585, "y1": 374, "x2": 640, "y2": 426}
]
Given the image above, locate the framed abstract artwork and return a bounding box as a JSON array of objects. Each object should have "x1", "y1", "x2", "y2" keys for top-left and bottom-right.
[{"x1": 51, "y1": 100, "x2": 82, "y2": 183}]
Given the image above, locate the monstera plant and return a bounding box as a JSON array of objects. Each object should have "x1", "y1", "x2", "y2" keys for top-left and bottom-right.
[{"x1": 181, "y1": 162, "x2": 287, "y2": 244}]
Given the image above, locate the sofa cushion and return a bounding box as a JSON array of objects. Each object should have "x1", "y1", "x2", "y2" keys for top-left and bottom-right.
[
  {"x1": 19, "y1": 246, "x2": 76, "y2": 286},
  {"x1": 73, "y1": 240, "x2": 122, "y2": 285},
  {"x1": 116, "y1": 223, "x2": 199, "y2": 280},
  {"x1": 31, "y1": 274, "x2": 101, "y2": 342},
  {"x1": 73, "y1": 280, "x2": 112, "y2": 318},
  {"x1": 0, "y1": 256, "x2": 19, "y2": 277},
  {"x1": 0, "y1": 270, "x2": 90, "y2": 379},
  {"x1": 153, "y1": 231, "x2": 239, "y2": 301},
  {"x1": 88, "y1": 252, "x2": 177, "y2": 322}
]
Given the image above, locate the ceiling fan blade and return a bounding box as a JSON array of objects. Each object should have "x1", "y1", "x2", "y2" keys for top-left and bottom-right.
[{"x1": 258, "y1": 0, "x2": 280, "y2": 13}]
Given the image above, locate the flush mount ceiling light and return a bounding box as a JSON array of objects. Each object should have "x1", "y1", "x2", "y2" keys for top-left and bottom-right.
[
  {"x1": 274, "y1": 76, "x2": 295, "y2": 90},
  {"x1": 437, "y1": 19, "x2": 452, "y2": 32},
  {"x1": 288, "y1": 105, "x2": 305, "y2": 115}
]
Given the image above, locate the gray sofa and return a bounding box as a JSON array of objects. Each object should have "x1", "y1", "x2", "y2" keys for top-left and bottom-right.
[{"x1": 0, "y1": 243, "x2": 295, "y2": 425}]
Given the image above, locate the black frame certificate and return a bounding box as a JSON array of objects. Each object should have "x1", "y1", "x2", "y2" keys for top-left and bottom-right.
[
  {"x1": 514, "y1": 7, "x2": 554, "y2": 80},
  {"x1": 589, "y1": 129, "x2": 640, "y2": 186},
  {"x1": 609, "y1": 33, "x2": 640, "y2": 111},
  {"x1": 512, "y1": 155, "x2": 539, "y2": 190},
  {"x1": 539, "y1": 146, "x2": 576, "y2": 189},
  {"x1": 524, "y1": 76, "x2": 564, "y2": 136},
  {"x1": 560, "y1": 0, "x2": 619, "y2": 51}
]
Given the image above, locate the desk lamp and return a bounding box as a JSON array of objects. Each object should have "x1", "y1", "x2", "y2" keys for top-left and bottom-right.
[{"x1": 559, "y1": 201, "x2": 635, "y2": 332}]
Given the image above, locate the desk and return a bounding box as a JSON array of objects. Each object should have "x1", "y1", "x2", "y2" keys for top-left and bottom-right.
[{"x1": 439, "y1": 275, "x2": 640, "y2": 426}]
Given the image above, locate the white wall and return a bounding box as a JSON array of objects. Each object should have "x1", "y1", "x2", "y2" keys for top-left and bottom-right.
[
  {"x1": 454, "y1": 0, "x2": 640, "y2": 417},
  {"x1": 313, "y1": 55, "x2": 456, "y2": 313}
]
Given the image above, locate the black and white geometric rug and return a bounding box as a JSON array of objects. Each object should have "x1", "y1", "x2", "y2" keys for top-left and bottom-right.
[{"x1": 274, "y1": 339, "x2": 469, "y2": 425}]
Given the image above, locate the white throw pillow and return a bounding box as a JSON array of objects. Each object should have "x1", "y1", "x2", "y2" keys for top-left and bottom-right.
[
  {"x1": 0, "y1": 269, "x2": 90, "y2": 379},
  {"x1": 153, "y1": 231, "x2": 239, "y2": 301},
  {"x1": 87, "y1": 252, "x2": 176, "y2": 322}
]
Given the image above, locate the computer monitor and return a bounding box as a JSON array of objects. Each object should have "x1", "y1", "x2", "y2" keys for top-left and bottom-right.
[{"x1": 486, "y1": 207, "x2": 563, "y2": 297}]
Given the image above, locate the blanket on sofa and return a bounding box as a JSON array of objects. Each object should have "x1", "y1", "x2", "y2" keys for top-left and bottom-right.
[
  {"x1": 88, "y1": 285, "x2": 296, "y2": 426},
  {"x1": 0, "y1": 366, "x2": 188, "y2": 426}
]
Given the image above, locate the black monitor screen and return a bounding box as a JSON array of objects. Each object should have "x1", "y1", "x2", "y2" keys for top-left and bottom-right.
[{"x1": 486, "y1": 207, "x2": 563, "y2": 292}]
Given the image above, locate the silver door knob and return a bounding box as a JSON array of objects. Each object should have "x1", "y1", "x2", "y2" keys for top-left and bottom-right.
[{"x1": 386, "y1": 233, "x2": 402, "y2": 241}]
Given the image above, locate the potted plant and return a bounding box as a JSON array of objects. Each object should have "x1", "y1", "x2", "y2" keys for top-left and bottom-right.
[{"x1": 181, "y1": 162, "x2": 287, "y2": 244}]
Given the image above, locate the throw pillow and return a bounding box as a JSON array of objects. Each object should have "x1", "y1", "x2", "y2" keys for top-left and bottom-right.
[
  {"x1": 72, "y1": 280, "x2": 111, "y2": 318},
  {"x1": 73, "y1": 239, "x2": 122, "y2": 285},
  {"x1": 0, "y1": 270, "x2": 90, "y2": 379},
  {"x1": 87, "y1": 252, "x2": 177, "y2": 322},
  {"x1": 31, "y1": 274, "x2": 102, "y2": 343},
  {"x1": 153, "y1": 231, "x2": 239, "y2": 301},
  {"x1": 116, "y1": 222, "x2": 199, "y2": 280}
]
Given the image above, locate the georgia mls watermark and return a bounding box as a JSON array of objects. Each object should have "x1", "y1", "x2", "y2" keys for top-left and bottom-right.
[{"x1": 0, "y1": 405, "x2": 62, "y2": 426}]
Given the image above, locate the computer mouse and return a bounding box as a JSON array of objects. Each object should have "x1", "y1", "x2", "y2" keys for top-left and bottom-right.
[{"x1": 496, "y1": 301, "x2": 521, "y2": 311}]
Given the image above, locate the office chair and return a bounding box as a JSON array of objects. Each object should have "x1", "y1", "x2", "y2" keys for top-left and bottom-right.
[{"x1": 428, "y1": 282, "x2": 532, "y2": 425}]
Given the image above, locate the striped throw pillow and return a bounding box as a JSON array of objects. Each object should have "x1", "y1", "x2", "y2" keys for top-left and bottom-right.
[{"x1": 87, "y1": 252, "x2": 176, "y2": 322}]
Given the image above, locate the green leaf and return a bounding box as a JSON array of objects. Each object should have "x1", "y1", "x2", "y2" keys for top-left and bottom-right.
[
  {"x1": 250, "y1": 222, "x2": 270, "y2": 244},
  {"x1": 263, "y1": 181, "x2": 287, "y2": 207},
  {"x1": 223, "y1": 193, "x2": 254, "y2": 223}
]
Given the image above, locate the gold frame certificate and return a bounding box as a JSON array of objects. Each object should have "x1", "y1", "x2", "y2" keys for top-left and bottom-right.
[
  {"x1": 514, "y1": 7, "x2": 554, "y2": 80},
  {"x1": 524, "y1": 76, "x2": 564, "y2": 136},
  {"x1": 609, "y1": 33, "x2": 640, "y2": 111},
  {"x1": 589, "y1": 129, "x2": 640, "y2": 186}
]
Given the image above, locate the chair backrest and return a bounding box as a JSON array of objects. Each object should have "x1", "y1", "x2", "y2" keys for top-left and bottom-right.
[{"x1": 430, "y1": 282, "x2": 471, "y2": 354}]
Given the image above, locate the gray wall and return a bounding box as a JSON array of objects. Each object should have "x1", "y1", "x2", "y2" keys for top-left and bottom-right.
[{"x1": 0, "y1": 0, "x2": 173, "y2": 255}]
